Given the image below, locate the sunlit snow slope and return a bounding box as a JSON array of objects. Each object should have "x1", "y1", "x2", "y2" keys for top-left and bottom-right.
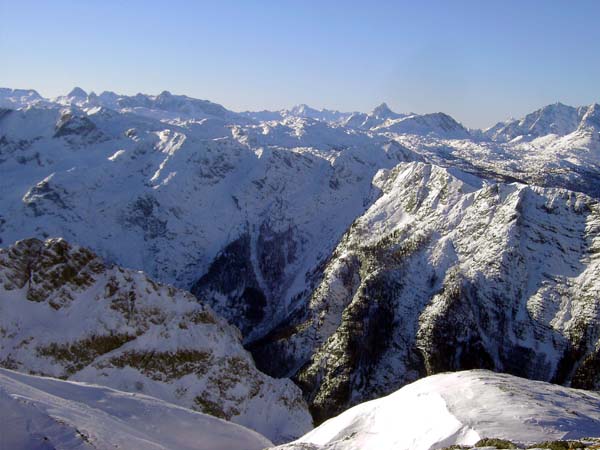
[
  {"x1": 273, "y1": 370, "x2": 600, "y2": 450},
  {"x1": 0, "y1": 368, "x2": 272, "y2": 450}
]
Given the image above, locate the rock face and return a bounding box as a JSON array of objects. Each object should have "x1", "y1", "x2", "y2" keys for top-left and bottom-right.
[
  {"x1": 0, "y1": 238, "x2": 312, "y2": 443},
  {"x1": 254, "y1": 162, "x2": 600, "y2": 423},
  {"x1": 272, "y1": 370, "x2": 600, "y2": 450}
]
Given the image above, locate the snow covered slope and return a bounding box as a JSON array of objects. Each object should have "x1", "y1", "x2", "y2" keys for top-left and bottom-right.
[
  {"x1": 273, "y1": 370, "x2": 600, "y2": 450},
  {"x1": 0, "y1": 237, "x2": 311, "y2": 443},
  {"x1": 0, "y1": 368, "x2": 272, "y2": 450},
  {"x1": 254, "y1": 162, "x2": 600, "y2": 422},
  {"x1": 374, "y1": 112, "x2": 470, "y2": 138}
]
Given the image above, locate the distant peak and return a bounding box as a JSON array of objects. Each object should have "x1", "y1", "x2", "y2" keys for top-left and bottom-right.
[
  {"x1": 372, "y1": 102, "x2": 394, "y2": 117},
  {"x1": 579, "y1": 103, "x2": 600, "y2": 129},
  {"x1": 290, "y1": 104, "x2": 313, "y2": 113},
  {"x1": 542, "y1": 101, "x2": 571, "y2": 111},
  {"x1": 68, "y1": 87, "x2": 87, "y2": 98},
  {"x1": 158, "y1": 90, "x2": 172, "y2": 98}
]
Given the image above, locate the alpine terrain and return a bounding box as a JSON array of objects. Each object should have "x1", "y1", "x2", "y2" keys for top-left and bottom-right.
[
  {"x1": 0, "y1": 237, "x2": 311, "y2": 443},
  {"x1": 1, "y1": 86, "x2": 600, "y2": 448}
]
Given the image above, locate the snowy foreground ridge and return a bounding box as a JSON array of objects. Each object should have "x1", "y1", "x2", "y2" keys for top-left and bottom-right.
[
  {"x1": 3, "y1": 369, "x2": 600, "y2": 450},
  {"x1": 0, "y1": 368, "x2": 272, "y2": 450},
  {"x1": 274, "y1": 370, "x2": 600, "y2": 450}
]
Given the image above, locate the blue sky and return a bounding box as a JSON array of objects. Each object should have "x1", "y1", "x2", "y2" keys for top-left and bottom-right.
[{"x1": 1, "y1": 0, "x2": 599, "y2": 128}]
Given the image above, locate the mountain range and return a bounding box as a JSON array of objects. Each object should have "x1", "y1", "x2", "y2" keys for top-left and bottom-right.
[{"x1": 1, "y1": 86, "x2": 600, "y2": 448}]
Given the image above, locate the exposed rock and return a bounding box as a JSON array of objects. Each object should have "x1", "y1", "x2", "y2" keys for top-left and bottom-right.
[
  {"x1": 257, "y1": 163, "x2": 600, "y2": 422},
  {"x1": 0, "y1": 237, "x2": 312, "y2": 443}
]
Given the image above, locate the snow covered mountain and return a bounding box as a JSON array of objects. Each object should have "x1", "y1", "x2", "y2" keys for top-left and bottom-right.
[
  {"x1": 272, "y1": 370, "x2": 600, "y2": 450},
  {"x1": 373, "y1": 112, "x2": 470, "y2": 138},
  {"x1": 392, "y1": 105, "x2": 600, "y2": 198},
  {"x1": 242, "y1": 104, "x2": 355, "y2": 123},
  {"x1": 0, "y1": 96, "x2": 419, "y2": 342},
  {"x1": 0, "y1": 237, "x2": 311, "y2": 443},
  {"x1": 485, "y1": 102, "x2": 588, "y2": 142},
  {"x1": 0, "y1": 368, "x2": 272, "y2": 450},
  {"x1": 0, "y1": 88, "x2": 45, "y2": 109},
  {"x1": 253, "y1": 162, "x2": 600, "y2": 422},
  {"x1": 2, "y1": 87, "x2": 600, "y2": 437},
  {"x1": 341, "y1": 102, "x2": 407, "y2": 130},
  {"x1": 50, "y1": 88, "x2": 251, "y2": 125}
]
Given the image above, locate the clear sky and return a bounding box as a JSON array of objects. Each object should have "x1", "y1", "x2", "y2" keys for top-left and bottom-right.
[{"x1": 1, "y1": 0, "x2": 599, "y2": 128}]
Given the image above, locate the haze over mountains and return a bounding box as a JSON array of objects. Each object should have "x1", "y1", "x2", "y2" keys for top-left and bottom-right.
[{"x1": 1, "y1": 86, "x2": 600, "y2": 449}]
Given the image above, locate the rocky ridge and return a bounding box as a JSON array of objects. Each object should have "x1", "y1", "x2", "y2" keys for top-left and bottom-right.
[
  {"x1": 0, "y1": 237, "x2": 312, "y2": 443},
  {"x1": 253, "y1": 162, "x2": 600, "y2": 421}
]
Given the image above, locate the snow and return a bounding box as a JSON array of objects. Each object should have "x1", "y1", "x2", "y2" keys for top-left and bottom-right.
[
  {"x1": 274, "y1": 370, "x2": 600, "y2": 450},
  {"x1": 1, "y1": 88, "x2": 600, "y2": 445},
  {"x1": 0, "y1": 238, "x2": 312, "y2": 444},
  {"x1": 0, "y1": 88, "x2": 44, "y2": 108},
  {"x1": 0, "y1": 368, "x2": 272, "y2": 450},
  {"x1": 0, "y1": 95, "x2": 415, "y2": 342},
  {"x1": 272, "y1": 158, "x2": 600, "y2": 425},
  {"x1": 108, "y1": 149, "x2": 126, "y2": 161},
  {"x1": 1, "y1": 91, "x2": 597, "y2": 326}
]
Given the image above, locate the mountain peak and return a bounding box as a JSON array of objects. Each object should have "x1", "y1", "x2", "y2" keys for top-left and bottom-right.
[
  {"x1": 485, "y1": 101, "x2": 585, "y2": 141},
  {"x1": 288, "y1": 104, "x2": 319, "y2": 116},
  {"x1": 372, "y1": 102, "x2": 394, "y2": 117},
  {"x1": 67, "y1": 87, "x2": 87, "y2": 98},
  {"x1": 157, "y1": 90, "x2": 173, "y2": 98},
  {"x1": 578, "y1": 102, "x2": 600, "y2": 130},
  {"x1": 289, "y1": 103, "x2": 310, "y2": 112}
]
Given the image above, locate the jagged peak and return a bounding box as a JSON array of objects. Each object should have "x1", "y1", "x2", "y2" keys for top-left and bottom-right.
[
  {"x1": 533, "y1": 101, "x2": 577, "y2": 116},
  {"x1": 288, "y1": 103, "x2": 315, "y2": 114},
  {"x1": 545, "y1": 101, "x2": 570, "y2": 109},
  {"x1": 587, "y1": 102, "x2": 600, "y2": 111},
  {"x1": 97, "y1": 90, "x2": 119, "y2": 100},
  {"x1": 371, "y1": 102, "x2": 394, "y2": 117},
  {"x1": 578, "y1": 102, "x2": 600, "y2": 130},
  {"x1": 67, "y1": 87, "x2": 87, "y2": 98}
]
